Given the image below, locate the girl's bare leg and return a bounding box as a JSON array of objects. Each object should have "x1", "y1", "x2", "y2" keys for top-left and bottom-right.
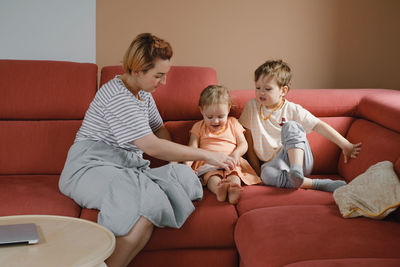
[
  {"x1": 207, "y1": 175, "x2": 229, "y2": 202},
  {"x1": 106, "y1": 216, "x2": 154, "y2": 267},
  {"x1": 227, "y1": 175, "x2": 242, "y2": 204}
]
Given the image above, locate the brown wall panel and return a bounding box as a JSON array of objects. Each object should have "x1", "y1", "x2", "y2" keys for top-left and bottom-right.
[{"x1": 97, "y1": 0, "x2": 400, "y2": 90}]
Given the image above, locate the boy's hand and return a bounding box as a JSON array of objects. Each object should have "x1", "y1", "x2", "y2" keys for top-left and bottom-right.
[{"x1": 343, "y1": 142, "x2": 362, "y2": 163}]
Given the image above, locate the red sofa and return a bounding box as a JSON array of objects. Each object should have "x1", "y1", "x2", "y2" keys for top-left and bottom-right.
[{"x1": 1, "y1": 59, "x2": 399, "y2": 267}]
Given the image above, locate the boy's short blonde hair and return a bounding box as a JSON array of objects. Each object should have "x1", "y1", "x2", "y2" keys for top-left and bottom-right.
[
  {"x1": 123, "y1": 33, "x2": 173, "y2": 74},
  {"x1": 254, "y1": 60, "x2": 292, "y2": 88},
  {"x1": 198, "y1": 85, "x2": 232, "y2": 108}
]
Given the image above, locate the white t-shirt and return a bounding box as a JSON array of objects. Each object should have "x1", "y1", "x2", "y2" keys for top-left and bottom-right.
[
  {"x1": 239, "y1": 98, "x2": 320, "y2": 162},
  {"x1": 75, "y1": 76, "x2": 163, "y2": 155}
]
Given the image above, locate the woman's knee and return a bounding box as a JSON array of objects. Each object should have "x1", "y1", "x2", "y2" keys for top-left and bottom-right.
[
  {"x1": 120, "y1": 216, "x2": 154, "y2": 246},
  {"x1": 137, "y1": 216, "x2": 154, "y2": 230}
]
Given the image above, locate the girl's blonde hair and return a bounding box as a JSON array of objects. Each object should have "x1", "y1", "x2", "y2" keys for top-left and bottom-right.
[
  {"x1": 254, "y1": 59, "x2": 292, "y2": 89},
  {"x1": 198, "y1": 85, "x2": 232, "y2": 108},
  {"x1": 123, "y1": 33, "x2": 173, "y2": 74}
]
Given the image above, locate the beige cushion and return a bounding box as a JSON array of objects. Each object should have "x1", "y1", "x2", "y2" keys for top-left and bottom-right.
[{"x1": 334, "y1": 161, "x2": 400, "y2": 219}]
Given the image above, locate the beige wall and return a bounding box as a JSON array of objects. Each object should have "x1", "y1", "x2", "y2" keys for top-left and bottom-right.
[{"x1": 97, "y1": 0, "x2": 400, "y2": 90}]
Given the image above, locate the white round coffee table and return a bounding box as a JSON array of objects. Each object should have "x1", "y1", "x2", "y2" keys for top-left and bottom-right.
[{"x1": 0, "y1": 215, "x2": 115, "y2": 267}]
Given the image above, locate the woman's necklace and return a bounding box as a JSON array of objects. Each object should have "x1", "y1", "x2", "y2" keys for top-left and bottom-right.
[{"x1": 258, "y1": 99, "x2": 285, "y2": 121}]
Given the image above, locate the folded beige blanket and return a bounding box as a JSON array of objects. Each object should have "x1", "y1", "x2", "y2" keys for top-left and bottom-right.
[{"x1": 334, "y1": 161, "x2": 400, "y2": 219}]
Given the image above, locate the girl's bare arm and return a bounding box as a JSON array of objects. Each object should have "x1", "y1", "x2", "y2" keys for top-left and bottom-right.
[
  {"x1": 231, "y1": 127, "x2": 248, "y2": 166},
  {"x1": 244, "y1": 129, "x2": 261, "y2": 175}
]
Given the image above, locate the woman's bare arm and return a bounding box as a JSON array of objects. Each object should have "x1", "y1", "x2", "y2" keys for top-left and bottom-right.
[
  {"x1": 185, "y1": 133, "x2": 199, "y2": 167},
  {"x1": 132, "y1": 133, "x2": 235, "y2": 169}
]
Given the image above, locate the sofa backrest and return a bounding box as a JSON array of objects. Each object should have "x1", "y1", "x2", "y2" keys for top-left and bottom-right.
[
  {"x1": 101, "y1": 66, "x2": 400, "y2": 177},
  {"x1": 2, "y1": 60, "x2": 398, "y2": 178},
  {"x1": 0, "y1": 60, "x2": 97, "y2": 175},
  {"x1": 229, "y1": 89, "x2": 366, "y2": 118},
  {"x1": 232, "y1": 89, "x2": 400, "y2": 177},
  {"x1": 339, "y1": 90, "x2": 400, "y2": 181},
  {"x1": 230, "y1": 89, "x2": 367, "y2": 174},
  {"x1": 100, "y1": 65, "x2": 218, "y2": 121}
]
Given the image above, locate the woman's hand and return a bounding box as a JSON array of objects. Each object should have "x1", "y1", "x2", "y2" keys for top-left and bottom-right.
[
  {"x1": 205, "y1": 151, "x2": 235, "y2": 171},
  {"x1": 342, "y1": 142, "x2": 362, "y2": 163}
]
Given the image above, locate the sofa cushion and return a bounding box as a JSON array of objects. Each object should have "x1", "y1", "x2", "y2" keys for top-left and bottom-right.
[
  {"x1": 284, "y1": 258, "x2": 400, "y2": 267},
  {"x1": 235, "y1": 205, "x2": 400, "y2": 267},
  {"x1": 100, "y1": 65, "x2": 218, "y2": 121},
  {"x1": 81, "y1": 190, "x2": 237, "y2": 250},
  {"x1": 0, "y1": 59, "x2": 97, "y2": 176},
  {"x1": 165, "y1": 120, "x2": 196, "y2": 145},
  {"x1": 308, "y1": 117, "x2": 354, "y2": 174},
  {"x1": 339, "y1": 119, "x2": 400, "y2": 181},
  {"x1": 129, "y1": 249, "x2": 238, "y2": 267},
  {"x1": 0, "y1": 60, "x2": 97, "y2": 120},
  {"x1": 230, "y1": 89, "x2": 372, "y2": 118},
  {"x1": 236, "y1": 176, "x2": 340, "y2": 216},
  {"x1": 142, "y1": 120, "x2": 197, "y2": 168},
  {"x1": 356, "y1": 89, "x2": 400, "y2": 133},
  {"x1": 0, "y1": 121, "x2": 81, "y2": 174},
  {"x1": 0, "y1": 175, "x2": 80, "y2": 217},
  {"x1": 231, "y1": 89, "x2": 358, "y2": 174}
]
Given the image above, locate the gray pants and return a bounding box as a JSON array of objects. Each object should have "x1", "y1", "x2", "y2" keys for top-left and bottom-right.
[
  {"x1": 59, "y1": 140, "x2": 203, "y2": 236},
  {"x1": 261, "y1": 121, "x2": 314, "y2": 188}
]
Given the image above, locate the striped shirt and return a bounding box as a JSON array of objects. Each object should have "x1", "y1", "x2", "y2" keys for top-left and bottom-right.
[{"x1": 75, "y1": 76, "x2": 163, "y2": 155}]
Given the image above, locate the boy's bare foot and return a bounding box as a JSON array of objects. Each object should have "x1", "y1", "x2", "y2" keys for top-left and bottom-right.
[
  {"x1": 228, "y1": 183, "x2": 242, "y2": 204},
  {"x1": 216, "y1": 179, "x2": 230, "y2": 202}
]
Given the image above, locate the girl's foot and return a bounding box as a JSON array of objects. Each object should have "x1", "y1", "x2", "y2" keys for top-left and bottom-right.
[
  {"x1": 216, "y1": 179, "x2": 230, "y2": 202},
  {"x1": 228, "y1": 183, "x2": 242, "y2": 204}
]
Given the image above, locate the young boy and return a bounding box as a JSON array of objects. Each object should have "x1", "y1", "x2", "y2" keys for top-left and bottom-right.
[{"x1": 239, "y1": 60, "x2": 361, "y2": 192}]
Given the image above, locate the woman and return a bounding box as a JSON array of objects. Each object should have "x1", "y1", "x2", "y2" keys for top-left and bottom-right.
[{"x1": 59, "y1": 33, "x2": 235, "y2": 267}]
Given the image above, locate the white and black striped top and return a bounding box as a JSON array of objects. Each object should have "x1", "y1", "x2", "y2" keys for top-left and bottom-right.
[{"x1": 75, "y1": 76, "x2": 163, "y2": 155}]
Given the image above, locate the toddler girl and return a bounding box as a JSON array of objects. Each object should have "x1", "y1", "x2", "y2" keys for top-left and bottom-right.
[{"x1": 186, "y1": 85, "x2": 261, "y2": 204}]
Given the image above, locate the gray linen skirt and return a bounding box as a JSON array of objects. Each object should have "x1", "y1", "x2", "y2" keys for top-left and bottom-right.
[{"x1": 59, "y1": 140, "x2": 203, "y2": 236}]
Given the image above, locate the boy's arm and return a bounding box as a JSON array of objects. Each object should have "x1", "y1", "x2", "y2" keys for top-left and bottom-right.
[
  {"x1": 244, "y1": 128, "x2": 261, "y2": 175},
  {"x1": 313, "y1": 120, "x2": 361, "y2": 163},
  {"x1": 185, "y1": 133, "x2": 199, "y2": 167}
]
